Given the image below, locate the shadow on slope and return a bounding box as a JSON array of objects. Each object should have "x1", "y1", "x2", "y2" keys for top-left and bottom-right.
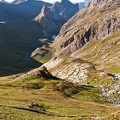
[
  {"x1": 0, "y1": 20, "x2": 45, "y2": 77},
  {"x1": 0, "y1": 57, "x2": 42, "y2": 77}
]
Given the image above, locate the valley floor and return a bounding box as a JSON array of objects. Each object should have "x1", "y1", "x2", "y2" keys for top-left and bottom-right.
[{"x1": 0, "y1": 76, "x2": 120, "y2": 120}]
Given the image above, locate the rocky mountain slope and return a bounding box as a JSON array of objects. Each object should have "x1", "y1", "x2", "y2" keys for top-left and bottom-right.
[
  {"x1": 32, "y1": 0, "x2": 120, "y2": 106},
  {"x1": 50, "y1": 0, "x2": 120, "y2": 72}
]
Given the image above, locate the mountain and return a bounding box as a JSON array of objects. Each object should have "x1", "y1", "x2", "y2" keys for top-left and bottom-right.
[
  {"x1": 34, "y1": 0, "x2": 79, "y2": 37},
  {"x1": 34, "y1": 5, "x2": 63, "y2": 37},
  {"x1": 0, "y1": 0, "x2": 52, "y2": 21},
  {"x1": 49, "y1": 0, "x2": 79, "y2": 21},
  {"x1": 0, "y1": 0, "x2": 79, "y2": 76},
  {"x1": 30, "y1": 0, "x2": 120, "y2": 107},
  {"x1": 0, "y1": 0, "x2": 120, "y2": 119},
  {"x1": 0, "y1": 0, "x2": 52, "y2": 76},
  {"x1": 0, "y1": 0, "x2": 79, "y2": 21},
  {"x1": 49, "y1": 0, "x2": 120, "y2": 72}
]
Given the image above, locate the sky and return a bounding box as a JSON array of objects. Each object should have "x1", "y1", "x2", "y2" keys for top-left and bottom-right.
[
  {"x1": 5, "y1": 0, "x2": 85, "y2": 3},
  {"x1": 43, "y1": 0, "x2": 84, "y2": 3}
]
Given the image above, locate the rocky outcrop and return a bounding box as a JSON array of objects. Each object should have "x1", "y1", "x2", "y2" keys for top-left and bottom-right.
[
  {"x1": 53, "y1": 62, "x2": 91, "y2": 85},
  {"x1": 28, "y1": 103, "x2": 45, "y2": 111},
  {"x1": 52, "y1": 58, "x2": 96, "y2": 85},
  {"x1": 21, "y1": 66, "x2": 59, "y2": 80},
  {"x1": 31, "y1": 38, "x2": 52, "y2": 62},
  {"x1": 101, "y1": 74, "x2": 120, "y2": 107}
]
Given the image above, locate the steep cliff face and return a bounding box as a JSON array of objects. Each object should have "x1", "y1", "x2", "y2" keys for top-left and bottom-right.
[{"x1": 52, "y1": 0, "x2": 120, "y2": 59}]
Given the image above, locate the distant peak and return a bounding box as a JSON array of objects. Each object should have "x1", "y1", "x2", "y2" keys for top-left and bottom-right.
[
  {"x1": 41, "y1": 5, "x2": 46, "y2": 11},
  {"x1": 62, "y1": 0, "x2": 69, "y2": 2},
  {"x1": 41, "y1": 5, "x2": 49, "y2": 14},
  {"x1": 34, "y1": 5, "x2": 50, "y2": 22},
  {"x1": 61, "y1": 0, "x2": 71, "y2": 4},
  {"x1": 28, "y1": 0, "x2": 35, "y2": 2}
]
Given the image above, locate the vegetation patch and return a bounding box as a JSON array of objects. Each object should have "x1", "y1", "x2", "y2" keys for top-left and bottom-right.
[
  {"x1": 54, "y1": 81, "x2": 79, "y2": 97},
  {"x1": 22, "y1": 81, "x2": 44, "y2": 90}
]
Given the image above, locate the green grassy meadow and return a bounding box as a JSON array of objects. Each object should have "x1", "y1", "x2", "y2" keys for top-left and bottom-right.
[{"x1": 0, "y1": 75, "x2": 119, "y2": 120}]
